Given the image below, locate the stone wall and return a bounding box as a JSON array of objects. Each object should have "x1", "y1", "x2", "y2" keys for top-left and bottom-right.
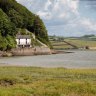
[{"x1": 11, "y1": 47, "x2": 51, "y2": 56}]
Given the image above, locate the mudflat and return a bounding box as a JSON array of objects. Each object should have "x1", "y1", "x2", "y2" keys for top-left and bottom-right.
[{"x1": 0, "y1": 50, "x2": 96, "y2": 68}]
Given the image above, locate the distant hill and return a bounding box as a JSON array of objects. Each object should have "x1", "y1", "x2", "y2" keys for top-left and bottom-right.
[
  {"x1": 80, "y1": 35, "x2": 96, "y2": 41},
  {"x1": 0, "y1": 0, "x2": 50, "y2": 50}
]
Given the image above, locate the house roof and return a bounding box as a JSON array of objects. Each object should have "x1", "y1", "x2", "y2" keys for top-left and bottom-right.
[{"x1": 16, "y1": 35, "x2": 31, "y2": 39}]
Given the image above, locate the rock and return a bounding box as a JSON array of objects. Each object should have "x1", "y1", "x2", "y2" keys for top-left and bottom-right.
[{"x1": 2, "y1": 52, "x2": 12, "y2": 57}]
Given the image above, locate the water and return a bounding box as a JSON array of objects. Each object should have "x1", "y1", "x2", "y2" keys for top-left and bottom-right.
[{"x1": 0, "y1": 50, "x2": 96, "y2": 68}]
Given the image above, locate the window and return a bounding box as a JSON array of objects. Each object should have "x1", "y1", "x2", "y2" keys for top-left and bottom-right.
[
  {"x1": 26, "y1": 38, "x2": 27, "y2": 44},
  {"x1": 19, "y1": 39, "x2": 20, "y2": 44}
]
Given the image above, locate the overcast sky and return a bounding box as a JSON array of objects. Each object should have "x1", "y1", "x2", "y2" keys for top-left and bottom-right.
[{"x1": 16, "y1": 0, "x2": 96, "y2": 37}]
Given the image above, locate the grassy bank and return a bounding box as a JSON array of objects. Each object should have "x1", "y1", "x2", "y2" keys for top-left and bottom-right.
[
  {"x1": 0, "y1": 67, "x2": 96, "y2": 96},
  {"x1": 64, "y1": 38, "x2": 96, "y2": 48},
  {"x1": 50, "y1": 38, "x2": 96, "y2": 50}
]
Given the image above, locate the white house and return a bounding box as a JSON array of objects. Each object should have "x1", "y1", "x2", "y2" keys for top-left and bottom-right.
[{"x1": 16, "y1": 35, "x2": 31, "y2": 48}]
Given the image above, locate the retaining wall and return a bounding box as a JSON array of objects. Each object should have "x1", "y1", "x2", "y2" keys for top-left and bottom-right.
[{"x1": 11, "y1": 47, "x2": 51, "y2": 56}]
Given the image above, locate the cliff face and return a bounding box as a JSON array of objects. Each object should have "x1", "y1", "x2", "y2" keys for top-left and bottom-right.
[{"x1": 0, "y1": 0, "x2": 50, "y2": 51}]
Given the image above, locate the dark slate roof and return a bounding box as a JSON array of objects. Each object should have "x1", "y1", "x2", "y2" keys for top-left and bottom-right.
[{"x1": 16, "y1": 35, "x2": 31, "y2": 39}]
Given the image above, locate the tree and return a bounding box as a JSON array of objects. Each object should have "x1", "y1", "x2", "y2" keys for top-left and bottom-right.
[
  {"x1": 33, "y1": 16, "x2": 49, "y2": 41},
  {"x1": 0, "y1": 33, "x2": 7, "y2": 51},
  {"x1": 0, "y1": 9, "x2": 16, "y2": 36},
  {"x1": 7, "y1": 9, "x2": 23, "y2": 28},
  {"x1": 0, "y1": 9, "x2": 16, "y2": 50},
  {"x1": 6, "y1": 35, "x2": 16, "y2": 50}
]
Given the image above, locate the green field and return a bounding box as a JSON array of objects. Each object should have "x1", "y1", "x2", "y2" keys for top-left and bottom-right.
[
  {"x1": 0, "y1": 67, "x2": 96, "y2": 96},
  {"x1": 51, "y1": 41, "x2": 73, "y2": 49},
  {"x1": 50, "y1": 38, "x2": 96, "y2": 50},
  {"x1": 65, "y1": 38, "x2": 96, "y2": 47}
]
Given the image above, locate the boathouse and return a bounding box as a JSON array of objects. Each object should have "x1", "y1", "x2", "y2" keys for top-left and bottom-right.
[{"x1": 16, "y1": 35, "x2": 31, "y2": 48}]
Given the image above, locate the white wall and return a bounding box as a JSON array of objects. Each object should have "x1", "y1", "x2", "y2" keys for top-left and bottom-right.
[
  {"x1": 20, "y1": 39, "x2": 26, "y2": 45},
  {"x1": 16, "y1": 39, "x2": 31, "y2": 45},
  {"x1": 27, "y1": 39, "x2": 31, "y2": 45}
]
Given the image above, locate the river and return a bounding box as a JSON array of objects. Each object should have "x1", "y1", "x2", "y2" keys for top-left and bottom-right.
[{"x1": 0, "y1": 50, "x2": 96, "y2": 68}]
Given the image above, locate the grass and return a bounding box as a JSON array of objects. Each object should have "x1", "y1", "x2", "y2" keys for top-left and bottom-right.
[
  {"x1": 50, "y1": 38, "x2": 96, "y2": 50},
  {"x1": 51, "y1": 41, "x2": 73, "y2": 49},
  {"x1": 65, "y1": 39, "x2": 96, "y2": 48},
  {"x1": 0, "y1": 67, "x2": 96, "y2": 96}
]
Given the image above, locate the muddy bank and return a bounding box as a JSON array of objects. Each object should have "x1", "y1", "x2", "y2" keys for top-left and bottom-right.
[
  {"x1": 51, "y1": 50, "x2": 73, "y2": 54},
  {"x1": 0, "y1": 48, "x2": 71, "y2": 57},
  {"x1": 0, "y1": 47, "x2": 51, "y2": 57},
  {"x1": 0, "y1": 51, "x2": 13, "y2": 57},
  {"x1": 0, "y1": 50, "x2": 96, "y2": 68}
]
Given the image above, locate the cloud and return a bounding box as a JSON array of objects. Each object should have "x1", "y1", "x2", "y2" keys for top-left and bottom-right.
[
  {"x1": 59, "y1": 13, "x2": 66, "y2": 18},
  {"x1": 44, "y1": 0, "x2": 52, "y2": 11},
  {"x1": 68, "y1": 0, "x2": 79, "y2": 14},
  {"x1": 16, "y1": 0, "x2": 96, "y2": 36},
  {"x1": 16, "y1": 0, "x2": 47, "y2": 13},
  {"x1": 36, "y1": 0, "x2": 79, "y2": 20},
  {"x1": 80, "y1": 18, "x2": 96, "y2": 31},
  {"x1": 37, "y1": 11, "x2": 52, "y2": 20},
  {"x1": 16, "y1": 0, "x2": 79, "y2": 20}
]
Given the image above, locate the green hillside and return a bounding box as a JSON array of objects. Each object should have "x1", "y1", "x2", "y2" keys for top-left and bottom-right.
[
  {"x1": 49, "y1": 36, "x2": 96, "y2": 50},
  {"x1": 0, "y1": 0, "x2": 50, "y2": 51}
]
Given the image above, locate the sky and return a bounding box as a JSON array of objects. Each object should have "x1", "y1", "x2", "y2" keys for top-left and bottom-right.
[{"x1": 16, "y1": 0, "x2": 96, "y2": 37}]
